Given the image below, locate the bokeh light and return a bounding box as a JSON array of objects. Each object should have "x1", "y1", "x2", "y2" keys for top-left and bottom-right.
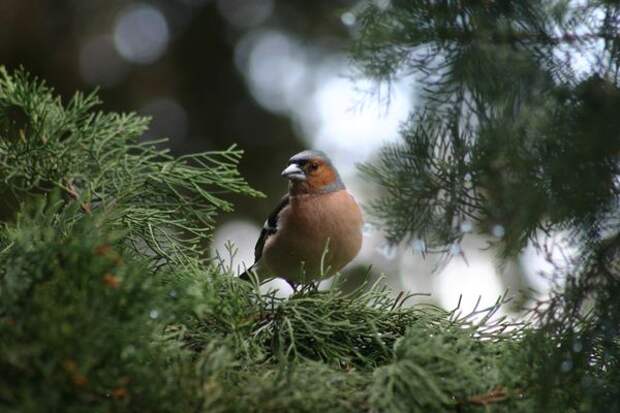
[
  {"x1": 436, "y1": 255, "x2": 504, "y2": 311},
  {"x1": 341, "y1": 12, "x2": 356, "y2": 27},
  {"x1": 237, "y1": 30, "x2": 309, "y2": 114},
  {"x1": 211, "y1": 220, "x2": 259, "y2": 272},
  {"x1": 236, "y1": 28, "x2": 411, "y2": 176},
  {"x1": 114, "y1": 4, "x2": 170, "y2": 64},
  {"x1": 492, "y1": 224, "x2": 506, "y2": 238},
  {"x1": 310, "y1": 69, "x2": 411, "y2": 174}
]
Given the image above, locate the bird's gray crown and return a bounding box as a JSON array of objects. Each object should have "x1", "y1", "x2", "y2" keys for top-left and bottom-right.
[{"x1": 288, "y1": 150, "x2": 331, "y2": 166}]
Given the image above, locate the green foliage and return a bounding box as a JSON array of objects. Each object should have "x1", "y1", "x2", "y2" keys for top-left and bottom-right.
[
  {"x1": 355, "y1": 1, "x2": 620, "y2": 411},
  {"x1": 0, "y1": 67, "x2": 262, "y2": 265},
  {"x1": 0, "y1": 194, "x2": 534, "y2": 412},
  {"x1": 0, "y1": 197, "x2": 203, "y2": 412},
  {"x1": 1, "y1": 7, "x2": 617, "y2": 404},
  {"x1": 0, "y1": 67, "x2": 540, "y2": 412},
  {"x1": 357, "y1": 0, "x2": 620, "y2": 253}
]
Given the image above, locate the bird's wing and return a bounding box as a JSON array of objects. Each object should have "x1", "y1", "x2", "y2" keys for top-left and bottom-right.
[{"x1": 254, "y1": 194, "x2": 290, "y2": 263}]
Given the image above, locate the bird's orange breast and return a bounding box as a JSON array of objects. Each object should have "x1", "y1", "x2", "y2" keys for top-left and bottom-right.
[{"x1": 262, "y1": 190, "x2": 363, "y2": 282}]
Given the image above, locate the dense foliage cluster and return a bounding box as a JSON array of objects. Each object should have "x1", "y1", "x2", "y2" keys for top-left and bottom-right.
[
  {"x1": 1, "y1": 0, "x2": 619, "y2": 410},
  {"x1": 356, "y1": 0, "x2": 620, "y2": 411},
  {"x1": 0, "y1": 66, "x2": 573, "y2": 412},
  {"x1": 0, "y1": 69, "x2": 532, "y2": 412}
]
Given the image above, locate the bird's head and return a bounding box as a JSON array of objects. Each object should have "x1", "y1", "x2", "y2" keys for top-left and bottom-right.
[{"x1": 281, "y1": 150, "x2": 345, "y2": 195}]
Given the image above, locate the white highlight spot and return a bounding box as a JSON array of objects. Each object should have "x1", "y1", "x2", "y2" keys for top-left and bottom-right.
[
  {"x1": 114, "y1": 4, "x2": 169, "y2": 64},
  {"x1": 377, "y1": 243, "x2": 397, "y2": 260},
  {"x1": 410, "y1": 238, "x2": 426, "y2": 253},
  {"x1": 238, "y1": 30, "x2": 308, "y2": 113},
  {"x1": 212, "y1": 220, "x2": 260, "y2": 273},
  {"x1": 341, "y1": 12, "x2": 356, "y2": 27},
  {"x1": 449, "y1": 243, "x2": 462, "y2": 256},
  {"x1": 362, "y1": 222, "x2": 376, "y2": 237},
  {"x1": 312, "y1": 72, "x2": 411, "y2": 174},
  {"x1": 492, "y1": 225, "x2": 505, "y2": 238},
  {"x1": 460, "y1": 221, "x2": 473, "y2": 233},
  {"x1": 436, "y1": 256, "x2": 504, "y2": 312}
]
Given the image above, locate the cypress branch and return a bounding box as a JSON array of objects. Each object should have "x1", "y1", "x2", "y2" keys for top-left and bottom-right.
[
  {"x1": 0, "y1": 67, "x2": 262, "y2": 265},
  {"x1": 355, "y1": 1, "x2": 620, "y2": 411}
]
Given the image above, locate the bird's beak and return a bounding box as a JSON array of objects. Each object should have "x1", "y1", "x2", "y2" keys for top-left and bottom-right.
[{"x1": 281, "y1": 163, "x2": 306, "y2": 181}]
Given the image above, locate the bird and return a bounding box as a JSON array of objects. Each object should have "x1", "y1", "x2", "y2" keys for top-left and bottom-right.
[{"x1": 240, "y1": 150, "x2": 363, "y2": 286}]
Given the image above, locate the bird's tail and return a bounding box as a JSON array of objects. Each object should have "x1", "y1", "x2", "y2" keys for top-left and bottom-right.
[
  {"x1": 239, "y1": 262, "x2": 261, "y2": 282},
  {"x1": 239, "y1": 269, "x2": 251, "y2": 282}
]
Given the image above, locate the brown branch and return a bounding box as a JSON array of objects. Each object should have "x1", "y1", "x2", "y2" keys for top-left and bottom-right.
[
  {"x1": 65, "y1": 181, "x2": 92, "y2": 214},
  {"x1": 463, "y1": 385, "x2": 524, "y2": 407}
]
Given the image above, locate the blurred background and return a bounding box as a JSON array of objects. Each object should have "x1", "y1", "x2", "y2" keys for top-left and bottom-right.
[{"x1": 0, "y1": 0, "x2": 554, "y2": 312}]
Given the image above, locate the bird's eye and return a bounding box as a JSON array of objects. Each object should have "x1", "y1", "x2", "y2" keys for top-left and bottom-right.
[{"x1": 309, "y1": 162, "x2": 319, "y2": 171}]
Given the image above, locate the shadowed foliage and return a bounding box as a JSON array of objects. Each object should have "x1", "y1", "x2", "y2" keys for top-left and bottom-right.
[{"x1": 356, "y1": 1, "x2": 620, "y2": 411}]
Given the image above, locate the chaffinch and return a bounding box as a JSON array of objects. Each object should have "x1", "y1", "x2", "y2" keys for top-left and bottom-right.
[{"x1": 240, "y1": 150, "x2": 363, "y2": 285}]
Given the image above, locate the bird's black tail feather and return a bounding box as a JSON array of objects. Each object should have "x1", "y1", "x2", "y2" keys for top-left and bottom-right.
[
  {"x1": 239, "y1": 270, "x2": 251, "y2": 281},
  {"x1": 239, "y1": 263, "x2": 256, "y2": 282}
]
